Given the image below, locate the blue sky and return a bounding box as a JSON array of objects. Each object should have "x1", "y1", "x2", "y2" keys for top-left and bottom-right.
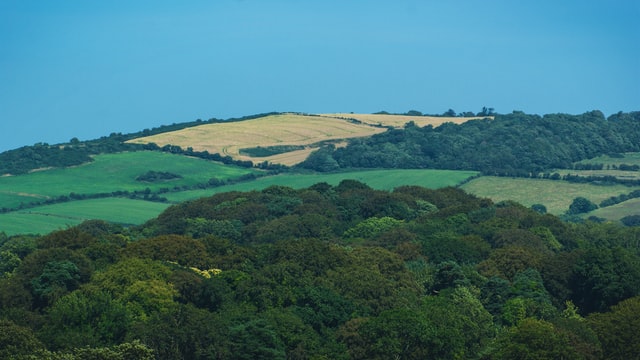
[{"x1": 1, "y1": 0, "x2": 638, "y2": 152}]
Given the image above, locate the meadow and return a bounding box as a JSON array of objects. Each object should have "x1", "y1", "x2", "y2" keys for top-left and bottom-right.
[
  {"x1": 0, "y1": 167, "x2": 478, "y2": 235},
  {"x1": 0, "y1": 198, "x2": 171, "y2": 235},
  {"x1": 575, "y1": 152, "x2": 640, "y2": 166},
  {"x1": 127, "y1": 114, "x2": 388, "y2": 166},
  {"x1": 164, "y1": 169, "x2": 480, "y2": 203},
  {"x1": 0, "y1": 151, "x2": 255, "y2": 209},
  {"x1": 587, "y1": 198, "x2": 640, "y2": 221},
  {"x1": 461, "y1": 176, "x2": 640, "y2": 216}
]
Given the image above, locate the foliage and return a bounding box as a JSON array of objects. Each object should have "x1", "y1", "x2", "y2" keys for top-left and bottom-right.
[
  {"x1": 302, "y1": 111, "x2": 640, "y2": 175},
  {"x1": 567, "y1": 197, "x2": 598, "y2": 215},
  {"x1": 0, "y1": 183, "x2": 638, "y2": 358},
  {"x1": 135, "y1": 170, "x2": 182, "y2": 182}
]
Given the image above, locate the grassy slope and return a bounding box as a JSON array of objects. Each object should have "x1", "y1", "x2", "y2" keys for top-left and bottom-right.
[
  {"x1": 461, "y1": 176, "x2": 640, "y2": 215},
  {"x1": 0, "y1": 198, "x2": 171, "y2": 235},
  {"x1": 0, "y1": 151, "x2": 256, "y2": 209},
  {"x1": 576, "y1": 152, "x2": 640, "y2": 166},
  {"x1": 0, "y1": 168, "x2": 478, "y2": 235},
  {"x1": 165, "y1": 169, "x2": 479, "y2": 202},
  {"x1": 586, "y1": 198, "x2": 640, "y2": 221}
]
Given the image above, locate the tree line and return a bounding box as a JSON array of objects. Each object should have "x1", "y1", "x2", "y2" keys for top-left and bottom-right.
[
  {"x1": 1, "y1": 182, "x2": 638, "y2": 359},
  {"x1": 300, "y1": 111, "x2": 640, "y2": 175},
  {"x1": 0, "y1": 113, "x2": 283, "y2": 176}
]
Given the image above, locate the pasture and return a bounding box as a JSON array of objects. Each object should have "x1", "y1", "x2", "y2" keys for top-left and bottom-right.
[
  {"x1": 320, "y1": 113, "x2": 491, "y2": 128},
  {"x1": 127, "y1": 114, "x2": 389, "y2": 166},
  {"x1": 461, "y1": 176, "x2": 640, "y2": 215},
  {"x1": 576, "y1": 152, "x2": 640, "y2": 167},
  {"x1": 0, "y1": 151, "x2": 255, "y2": 209},
  {"x1": 164, "y1": 169, "x2": 479, "y2": 203},
  {"x1": 555, "y1": 169, "x2": 640, "y2": 181},
  {"x1": 0, "y1": 198, "x2": 170, "y2": 235},
  {"x1": 586, "y1": 198, "x2": 640, "y2": 221}
]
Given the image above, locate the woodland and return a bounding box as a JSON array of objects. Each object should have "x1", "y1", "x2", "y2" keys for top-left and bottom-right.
[
  {"x1": 1, "y1": 182, "x2": 639, "y2": 359},
  {"x1": 1, "y1": 110, "x2": 639, "y2": 359}
]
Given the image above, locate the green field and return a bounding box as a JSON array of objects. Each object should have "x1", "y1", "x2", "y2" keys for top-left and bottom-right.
[
  {"x1": 164, "y1": 169, "x2": 479, "y2": 202},
  {"x1": 0, "y1": 151, "x2": 256, "y2": 209},
  {"x1": 576, "y1": 152, "x2": 640, "y2": 166},
  {"x1": 0, "y1": 198, "x2": 171, "y2": 235},
  {"x1": 0, "y1": 168, "x2": 478, "y2": 235},
  {"x1": 586, "y1": 198, "x2": 640, "y2": 221},
  {"x1": 555, "y1": 169, "x2": 640, "y2": 181},
  {"x1": 461, "y1": 176, "x2": 640, "y2": 215}
]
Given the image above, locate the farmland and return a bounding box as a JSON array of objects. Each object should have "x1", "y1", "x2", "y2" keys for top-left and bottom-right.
[
  {"x1": 575, "y1": 152, "x2": 640, "y2": 167},
  {"x1": 0, "y1": 168, "x2": 478, "y2": 235},
  {"x1": 0, "y1": 198, "x2": 170, "y2": 235},
  {"x1": 0, "y1": 151, "x2": 256, "y2": 209},
  {"x1": 321, "y1": 113, "x2": 491, "y2": 128},
  {"x1": 164, "y1": 169, "x2": 480, "y2": 203},
  {"x1": 127, "y1": 113, "x2": 389, "y2": 166},
  {"x1": 461, "y1": 176, "x2": 640, "y2": 217}
]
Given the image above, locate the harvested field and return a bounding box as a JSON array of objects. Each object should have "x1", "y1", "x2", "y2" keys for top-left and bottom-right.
[
  {"x1": 320, "y1": 113, "x2": 491, "y2": 128},
  {"x1": 128, "y1": 114, "x2": 387, "y2": 166}
]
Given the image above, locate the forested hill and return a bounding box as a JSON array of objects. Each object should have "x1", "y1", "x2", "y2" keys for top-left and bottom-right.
[
  {"x1": 1, "y1": 182, "x2": 639, "y2": 358},
  {"x1": 302, "y1": 111, "x2": 640, "y2": 175},
  {"x1": 0, "y1": 113, "x2": 278, "y2": 175}
]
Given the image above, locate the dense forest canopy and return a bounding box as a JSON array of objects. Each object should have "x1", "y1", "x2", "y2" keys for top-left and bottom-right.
[
  {"x1": 1, "y1": 182, "x2": 639, "y2": 359},
  {"x1": 302, "y1": 111, "x2": 640, "y2": 175}
]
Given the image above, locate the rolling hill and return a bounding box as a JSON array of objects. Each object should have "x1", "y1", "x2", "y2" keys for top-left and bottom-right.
[{"x1": 126, "y1": 113, "x2": 486, "y2": 166}]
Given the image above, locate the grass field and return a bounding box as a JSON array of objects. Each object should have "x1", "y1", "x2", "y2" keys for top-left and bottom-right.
[
  {"x1": 127, "y1": 114, "x2": 388, "y2": 166},
  {"x1": 555, "y1": 169, "x2": 640, "y2": 181},
  {"x1": 460, "y1": 176, "x2": 640, "y2": 215},
  {"x1": 0, "y1": 151, "x2": 255, "y2": 209},
  {"x1": 164, "y1": 169, "x2": 479, "y2": 203},
  {"x1": 0, "y1": 168, "x2": 477, "y2": 235},
  {"x1": 0, "y1": 198, "x2": 171, "y2": 235},
  {"x1": 586, "y1": 198, "x2": 640, "y2": 221},
  {"x1": 320, "y1": 113, "x2": 491, "y2": 128},
  {"x1": 576, "y1": 152, "x2": 640, "y2": 166}
]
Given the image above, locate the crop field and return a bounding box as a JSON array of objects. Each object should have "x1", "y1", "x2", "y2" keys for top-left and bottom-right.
[
  {"x1": 460, "y1": 176, "x2": 640, "y2": 215},
  {"x1": 0, "y1": 198, "x2": 170, "y2": 235},
  {"x1": 127, "y1": 114, "x2": 389, "y2": 166},
  {"x1": 0, "y1": 151, "x2": 255, "y2": 209},
  {"x1": 164, "y1": 169, "x2": 479, "y2": 203},
  {"x1": 320, "y1": 113, "x2": 491, "y2": 128}
]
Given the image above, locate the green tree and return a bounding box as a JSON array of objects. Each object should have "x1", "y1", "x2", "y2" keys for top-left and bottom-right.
[
  {"x1": 567, "y1": 197, "x2": 598, "y2": 215},
  {"x1": 587, "y1": 296, "x2": 640, "y2": 360},
  {"x1": 38, "y1": 289, "x2": 129, "y2": 350},
  {"x1": 30, "y1": 260, "x2": 81, "y2": 307},
  {"x1": 229, "y1": 319, "x2": 286, "y2": 360},
  {"x1": 488, "y1": 318, "x2": 581, "y2": 360},
  {"x1": 0, "y1": 319, "x2": 44, "y2": 358},
  {"x1": 0, "y1": 250, "x2": 21, "y2": 277}
]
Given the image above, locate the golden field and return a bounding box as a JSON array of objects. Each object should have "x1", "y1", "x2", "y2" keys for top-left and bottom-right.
[
  {"x1": 321, "y1": 113, "x2": 491, "y2": 128},
  {"x1": 128, "y1": 113, "x2": 489, "y2": 166},
  {"x1": 127, "y1": 114, "x2": 387, "y2": 166}
]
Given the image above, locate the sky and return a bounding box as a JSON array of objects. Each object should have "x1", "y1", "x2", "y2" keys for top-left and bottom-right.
[{"x1": 1, "y1": 0, "x2": 638, "y2": 152}]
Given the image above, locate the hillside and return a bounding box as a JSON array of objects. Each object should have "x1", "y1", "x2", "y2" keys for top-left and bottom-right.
[
  {"x1": 0, "y1": 183, "x2": 638, "y2": 358},
  {"x1": 125, "y1": 113, "x2": 487, "y2": 166},
  {"x1": 1, "y1": 110, "x2": 640, "y2": 235},
  {"x1": 126, "y1": 113, "x2": 387, "y2": 166}
]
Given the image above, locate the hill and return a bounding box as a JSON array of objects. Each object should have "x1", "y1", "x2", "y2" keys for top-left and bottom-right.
[
  {"x1": 126, "y1": 113, "x2": 487, "y2": 166},
  {"x1": 0, "y1": 183, "x2": 638, "y2": 358},
  {"x1": 1, "y1": 110, "x2": 639, "y2": 235}
]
